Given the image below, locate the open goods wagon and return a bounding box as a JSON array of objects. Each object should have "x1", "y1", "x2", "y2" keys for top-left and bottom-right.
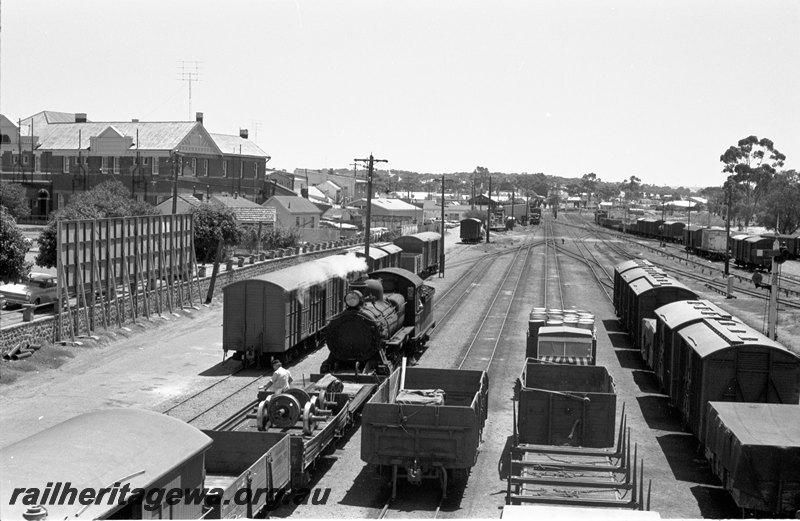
[
  {"x1": 460, "y1": 217, "x2": 484, "y2": 243},
  {"x1": 361, "y1": 366, "x2": 489, "y2": 498},
  {"x1": 514, "y1": 359, "x2": 617, "y2": 447},
  {"x1": 704, "y1": 402, "x2": 800, "y2": 516},
  {"x1": 201, "y1": 430, "x2": 291, "y2": 518},
  {"x1": 393, "y1": 231, "x2": 442, "y2": 278},
  {"x1": 676, "y1": 316, "x2": 800, "y2": 437},
  {"x1": 222, "y1": 255, "x2": 366, "y2": 364}
]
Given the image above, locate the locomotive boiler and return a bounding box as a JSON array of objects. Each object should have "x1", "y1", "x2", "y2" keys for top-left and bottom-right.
[{"x1": 321, "y1": 268, "x2": 435, "y2": 375}]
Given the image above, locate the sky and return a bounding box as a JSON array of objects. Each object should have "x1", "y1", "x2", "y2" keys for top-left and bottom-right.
[{"x1": 2, "y1": 0, "x2": 798, "y2": 188}]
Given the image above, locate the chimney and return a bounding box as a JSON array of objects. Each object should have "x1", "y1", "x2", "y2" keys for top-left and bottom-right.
[
  {"x1": 131, "y1": 119, "x2": 139, "y2": 123},
  {"x1": 239, "y1": 129, "x2": 248, "y2": 139},
  {"x1": 301, "y1": 188, "x2": 308, "y2": 199},
  {"x1": 75, "y1": 113, "x2": 87, "y2": 123},
  {"x1": 196, "y1": 112, "x2": 204, "y2": 125}
]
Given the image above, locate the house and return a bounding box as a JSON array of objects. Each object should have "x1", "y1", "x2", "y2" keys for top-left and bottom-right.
[
  {"x1": 262, "y1": 195, "x2": 322, "y2": 229},
  {"x1": 351, "y1": 197, "x2": 423, "y2": 233},
  {"x1": 0, "y1": 111, "x2": 271, "y2": 219},
  {"x1": 155, "y1": 193, "x2": 275, "y2": 225}
]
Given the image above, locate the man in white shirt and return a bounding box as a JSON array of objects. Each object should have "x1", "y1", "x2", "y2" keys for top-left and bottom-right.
[{"x1": 270, "y1": 359, "x2": 293, "y2": 395}]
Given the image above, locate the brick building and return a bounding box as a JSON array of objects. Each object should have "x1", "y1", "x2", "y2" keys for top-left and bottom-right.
[{"x1": 0, "y1": 111, "x2": 271, "y2": 220}]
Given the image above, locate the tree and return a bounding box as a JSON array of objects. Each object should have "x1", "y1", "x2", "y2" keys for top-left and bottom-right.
[
  {"x1": 0, "y1": 207, "x2": 31, "y2": 283},
  {"x1": 625, "y1": 176, "x2": 641, "y2": 201},
  {"x1": 720, "y1": 136, "x2": 785, "y2": 227},
  {"x1": 192, "y1": 203, "x2": 242, "y2": 264},
  {"x1": 759, "y1": 170, "x2": 800, "y2": 234},
  {"x1": 0, "y1": 183, "x2": 30, "y2": 220},
  {"x1": 36, "y1": 180, "x2": 158, "y2": 268}
]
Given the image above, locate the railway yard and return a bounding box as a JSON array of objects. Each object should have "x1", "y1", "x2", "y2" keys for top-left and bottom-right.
[{"x1": 4, "y1": 213, "x2": 800, "y2": 519}]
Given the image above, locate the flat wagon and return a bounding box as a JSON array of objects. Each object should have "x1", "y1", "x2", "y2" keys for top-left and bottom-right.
[
  {"x1": 361, "y1": 366, "x2": 489, "y2": 498},
  {"x1": 213, "y1": 373, "x2": 380, "y2": 488},
  {"x1": 222, "y1": 255, "x2": 366, "y2": 364},
  {"x1": 704, "y1": 402, "x2": 800, "y2": 516},
  {"x1": 514, "y1": 359, "x2": 616, "y2": 447},
  {"x1": 676, "y1": 318, "x2": 800, "y2": 436}
]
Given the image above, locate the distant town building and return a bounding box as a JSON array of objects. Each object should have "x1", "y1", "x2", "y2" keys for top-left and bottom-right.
[
  {"x1": 0, "y1": 111, "x2": 271, "y2": 220},
  {"x1": 262, "y1": 195, "x2": 322, "y2": 229}
]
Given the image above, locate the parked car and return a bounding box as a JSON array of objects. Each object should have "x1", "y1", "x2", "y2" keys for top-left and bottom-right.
[{"x1": 0, "y1": 273, "x2": 59, "y2": 308}]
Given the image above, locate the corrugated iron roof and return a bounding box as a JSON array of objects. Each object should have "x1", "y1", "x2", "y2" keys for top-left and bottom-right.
[
  {"x1": 209, "y1": 133, "x2": 269, "y2": 157},
  {"x1": 34, "y1": 121, "x2": 199, "y2": 150},
  {"x1": 265, "y1": 196, "x2": 322, "y2": 215}
]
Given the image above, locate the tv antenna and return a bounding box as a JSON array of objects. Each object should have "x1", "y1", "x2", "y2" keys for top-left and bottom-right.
[{"x1": 177, "y1": 61, "x2": 201, "y2": 119}]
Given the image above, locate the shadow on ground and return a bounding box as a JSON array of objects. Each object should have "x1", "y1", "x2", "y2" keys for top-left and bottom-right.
[{"x1": 656, "y1": 433, "x2": 718, "y2": 485}]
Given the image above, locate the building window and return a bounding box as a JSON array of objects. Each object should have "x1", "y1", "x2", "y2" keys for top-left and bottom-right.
[
  {"x1": 63, "y1": 156, "x2": 69, "y2": 173},
  {"x1": 22, "y1": 154, "x2": 29, "y2": 165},
  {"x1": 101, "y1": 157, "x2": 108, "y2": 173},
  {"x1": 34, "y1": 155, "x2": 41, "y2": 172},
  {"x1": 296, "y1": 216, "x2": 301, "y2": 227},
  {"x1": 204, "y1": 159, "x2": 208, "y2": 176},
  {"x1": 112, "y1": 157, "x2": 119, "y2": 174},
  {"x1": 57, "y1": 193, "x2": 64, "y2": 209},
  {"x1": 143, "y1": 157, "x2": 149, "y2": 166},
  {"x1": 223, "y1": 161, "x2": 228, "y2": 177},
  {"x1": 253, "y1": 162, "x2": 258, "y2": 178},
  {"x1": 192, "y1": 158, "x2": 197, "y2": 177},
  {"x1": 12, "y1": 154, "x2": 17, "y2": 165},
  {"x1": 152, "y1": 158, "x2": 159, "y2": 175}
]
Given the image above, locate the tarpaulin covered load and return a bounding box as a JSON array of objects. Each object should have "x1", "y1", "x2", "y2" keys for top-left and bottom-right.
[
  {"x1": 395, "y1": 389, "x2": 446, "y2": 406},
  {"x1": 704, "y1": 402, "x2": 800, "y2": 514}
]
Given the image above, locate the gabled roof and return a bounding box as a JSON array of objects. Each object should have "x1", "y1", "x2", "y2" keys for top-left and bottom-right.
[
  {"x1": 264, "y1": 195, "x2": 323, "y2": 215},
  {"x1": 211, "y1": 195, "x2": 275, "y2": 223},
  {"x1": 209, "y1": 133, "x2": 269, "y2": 158},
  {"x1": 33, "y1": 121, "x2": 201, "y2": 151},
  {"x1": 371, "y1": 198, "x2": 420, "y2": 211}
]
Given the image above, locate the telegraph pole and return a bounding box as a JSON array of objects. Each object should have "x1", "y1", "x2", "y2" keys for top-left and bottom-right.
[
  {"x1": 354, "y1": 154, "x2": 387, "y2": 259},
  {"x1": 486, "y1": 175, "x2": 491, "y2": 243},
  {"x1": 440, "y1": 174, "x2": 445, "y2": 277},
  {"x1": 723, "y1": 178, "x2": 732, "y2": 277}
]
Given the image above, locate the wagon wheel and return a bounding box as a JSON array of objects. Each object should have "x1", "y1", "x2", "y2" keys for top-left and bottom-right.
[
  {"x1": 256, "y1": 396, "x2": 272, "y2": 431},
  {"x1": 302, "y1": 399, "x2": 318, "y2": 435},
  {"x1": 267, "y1": 393, "x2": 303, "y2": 428}
]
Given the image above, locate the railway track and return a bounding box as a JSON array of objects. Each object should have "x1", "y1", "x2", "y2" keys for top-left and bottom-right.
[{"x1": 378, "y1": 232, "x2": 540, "y2": 518}]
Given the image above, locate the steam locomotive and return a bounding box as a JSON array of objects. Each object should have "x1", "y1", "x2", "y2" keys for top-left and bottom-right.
[{"x1": 321, "y1": 267, "x2": 435, "y2": 375}]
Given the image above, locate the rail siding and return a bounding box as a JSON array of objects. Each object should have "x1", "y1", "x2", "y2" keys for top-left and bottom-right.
[{"x1": 0, "y1": 240, "x2": 362, "y2": 349}]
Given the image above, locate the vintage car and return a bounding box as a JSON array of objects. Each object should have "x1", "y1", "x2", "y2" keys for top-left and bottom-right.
[{"x1": 0, "y1": 272, "x2": 59, "y2": 307}]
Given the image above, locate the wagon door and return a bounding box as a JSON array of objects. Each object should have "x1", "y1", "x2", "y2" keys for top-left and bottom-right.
[{"x1": 244, "y1": 282, "x2": 265, "y2": 351}]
